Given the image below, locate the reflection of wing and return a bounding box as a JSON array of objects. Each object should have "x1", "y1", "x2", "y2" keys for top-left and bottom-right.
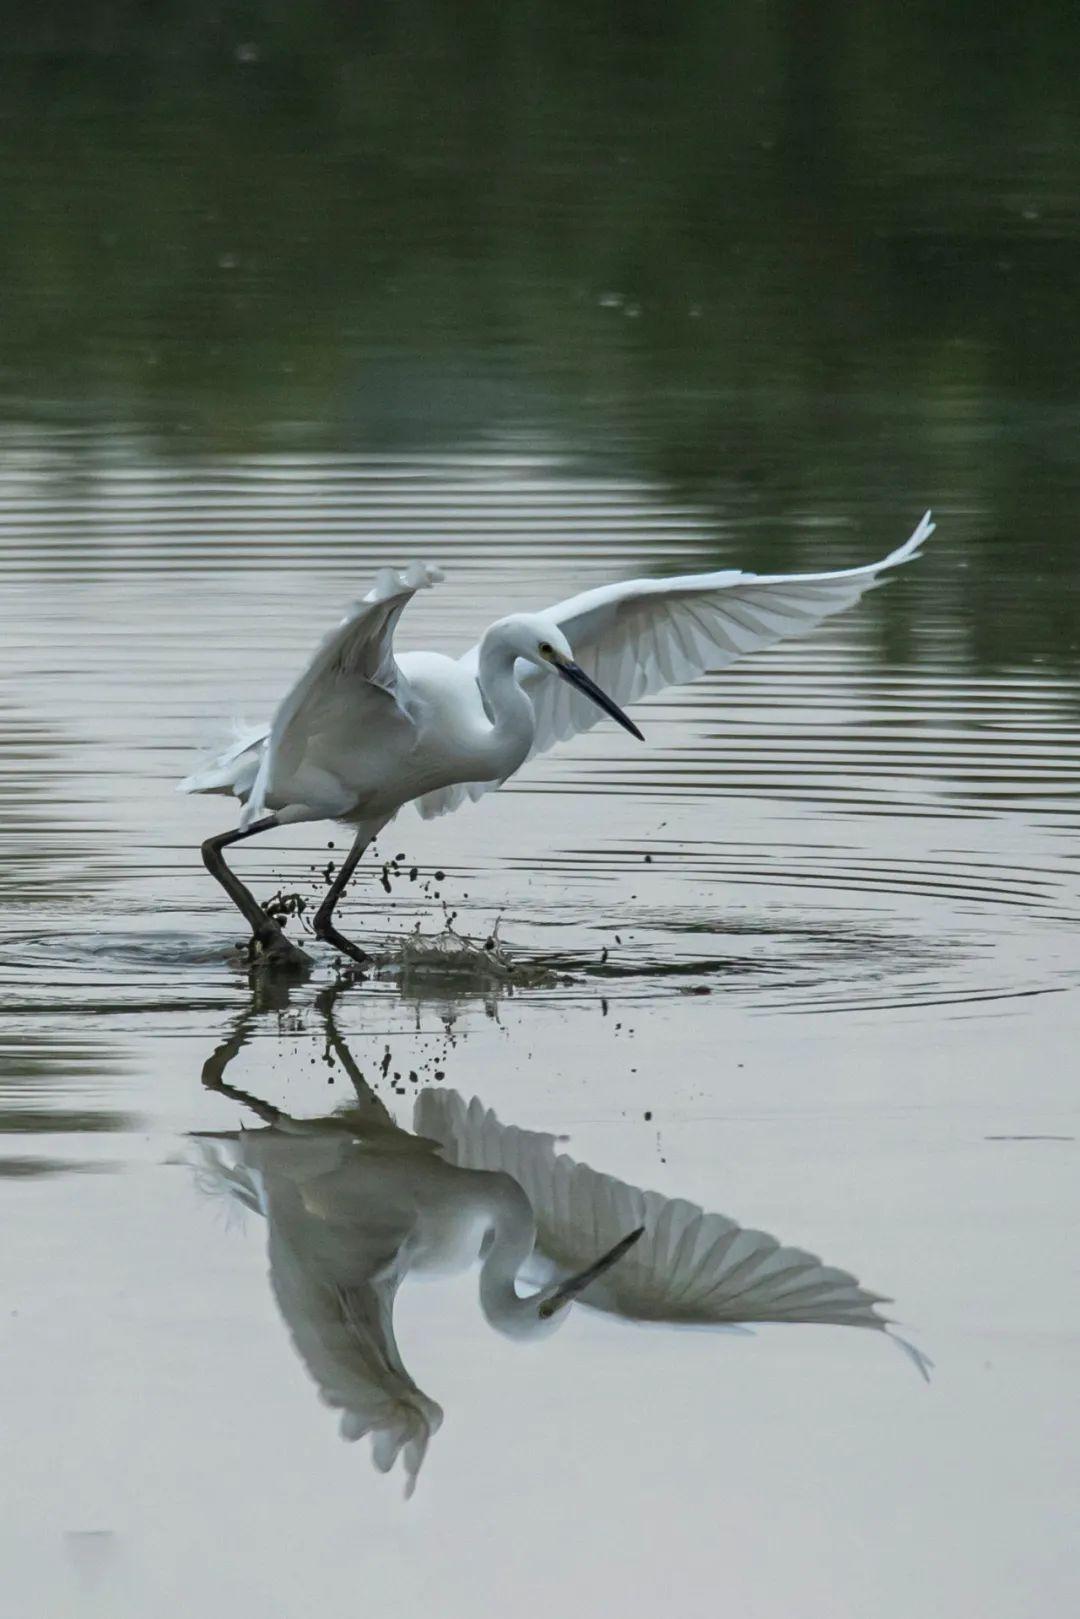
[
  {"x1": 264, "y1": 1220, "x2": 442, "y2": 1495},
  {"x1": 193, "y1": 1137, "x2": 443, "y2": 1494},
  {"x1": 414, "y1": 515, "x2": 932, "y2": 819},
  {"x1": 417, "y1": 1092, "x2": 930, "y2": 1376}
]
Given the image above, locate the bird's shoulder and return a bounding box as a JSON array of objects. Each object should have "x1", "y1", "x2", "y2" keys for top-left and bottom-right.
[
  {"x1": 395, "y1": 648, "x2": 470, "y2": 682},
  {"x1": 396, "y1": 650, "x2": 486, "y2": 719}
]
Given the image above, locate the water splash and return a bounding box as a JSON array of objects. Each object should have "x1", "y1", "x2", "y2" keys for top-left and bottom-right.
[{"x1": 374, "y1": 918, "x2": 561, "y2": 993}]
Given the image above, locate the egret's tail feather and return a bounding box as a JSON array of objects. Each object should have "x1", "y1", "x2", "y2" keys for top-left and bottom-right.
[
  {"x1": 178, "y1": 724, "x2": 269, "y2": 798},
  {"x1": 188, "y1": 1141, "x2": 262, "y2": 1219}
]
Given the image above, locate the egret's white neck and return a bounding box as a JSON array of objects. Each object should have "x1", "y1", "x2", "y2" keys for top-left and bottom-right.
[
  {"x1": 475, "y1": 628, "x2": 537, "y2": 776},
  {"x1": 477, "y1": 1177, "x2": 548, "y2": 1341}
]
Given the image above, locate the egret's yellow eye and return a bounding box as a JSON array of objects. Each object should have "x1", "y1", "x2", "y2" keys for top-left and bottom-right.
[{"x1": 539, "y1": 642, "x2": 554, "y2": 658}]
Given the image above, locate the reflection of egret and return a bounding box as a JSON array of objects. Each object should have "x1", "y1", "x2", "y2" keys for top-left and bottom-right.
[
  {"x1": 194, "y1": 1007, "x2": 928, "y2": 1494},
  {"x1": 181, "y1": 514, "x2": 933, "y2": 968},
  {"x1": 195, "y1": 1012, "x2": 643, "y2": 1494}
]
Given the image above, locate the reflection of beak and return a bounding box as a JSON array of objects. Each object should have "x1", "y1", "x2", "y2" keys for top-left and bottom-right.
[
  {"x1": 556, "y1": 661, "x2": 644, "y2": 740},
  {"x1": 538, "y1": 1225, "x2": 645, "y2": 1318}
]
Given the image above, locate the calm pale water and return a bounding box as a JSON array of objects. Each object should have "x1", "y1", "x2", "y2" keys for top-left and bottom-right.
[{"x1": 2, "y1": 12, "x2": 1078, "y2": 1617}]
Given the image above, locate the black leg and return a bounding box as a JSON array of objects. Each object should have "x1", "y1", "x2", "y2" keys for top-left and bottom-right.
[
  {"x1": 313, "y1": 828, "x2": 375, "y2": 966},
  {"x1": 202, "y1": 815, "x2": 313, "y2": 971},
  {"x1": 199, "y1": 1009, "x2": 283, "y2": 1122},
  {"x1": 314, "y1": 982, "x2": 396, "y2": 1126}
]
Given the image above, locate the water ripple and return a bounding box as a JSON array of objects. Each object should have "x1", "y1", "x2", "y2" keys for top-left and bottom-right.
[{"x1": 0, "y1": 443, "x2": 1077, "y2": 1048}]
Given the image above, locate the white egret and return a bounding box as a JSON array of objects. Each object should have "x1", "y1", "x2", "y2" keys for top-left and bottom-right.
[
  {"x1": 195, "y1": 1011, "x2": 929, "y2": 1494},
  {"x1": 195, "y1": 1019, "x2": 645, "y2": 1494},
  {"x1": 181, "y1": 512, "x2": 934, "y2": 967}
]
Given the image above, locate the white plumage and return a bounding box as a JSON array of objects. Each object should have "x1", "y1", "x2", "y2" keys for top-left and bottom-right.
[
  {"x1": 194, "y1": 1077, "x2": 929, "y2": 1493},
  {"x1": 181, "y1": 512, "x2": 933, "y2": 966},
  {"x1": 192, "y1": 1096, "x2": 648, "y2": 1494},
  {"x1": 416, "y1": 1089, "x2": 932, "y2": 1375},
  {"x1": 194, "y1": 1124, "x2": 446, "y2": 1495},
  {"x1": 416, "y1": 509, "x2": 934, "y2": 818}
]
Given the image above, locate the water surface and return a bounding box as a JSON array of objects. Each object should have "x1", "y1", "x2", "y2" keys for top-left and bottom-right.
[{"x1": 1, "y1": 12, "x2": 1078, "y2": 1618}]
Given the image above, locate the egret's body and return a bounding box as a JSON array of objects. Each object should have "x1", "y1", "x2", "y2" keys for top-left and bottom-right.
[
  {"x1": 196, "y1": 1014, "x2": 929, "y2": 1494},
  {"x1": 182, "y1": 516, "x2": 934, "y2": 966}
]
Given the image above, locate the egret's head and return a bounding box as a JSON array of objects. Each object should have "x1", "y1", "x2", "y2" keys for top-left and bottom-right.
[
  {"x1": 492, "y1": 1223, "x2": 646, "y2": 1342},
  {"x1": 496, "y1": 613, "x2": 644, "y2": 741},
  {"x1": 491, "y1": 612, "x2": 574, "y2": 669}
]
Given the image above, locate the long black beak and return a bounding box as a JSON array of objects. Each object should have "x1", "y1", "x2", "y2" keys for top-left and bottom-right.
[
  {"x1": 557, "y1": 662, "x2": 644, "y2": 740},
  {"x1": 538, "y1": 1224, "x2": 645, "y2": 1318}
]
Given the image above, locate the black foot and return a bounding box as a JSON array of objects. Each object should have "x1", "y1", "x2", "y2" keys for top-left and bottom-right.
[
  {"x1": 314, "y1": 922, "x2": 370, "y2": 970},
  {"x1": 248, "y1": 929, "x2": 314, "y2": 973}
]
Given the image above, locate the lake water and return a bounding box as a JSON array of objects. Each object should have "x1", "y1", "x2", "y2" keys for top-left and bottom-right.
[{"x1": 1, "y1": 13, "x2": 1078, "y2": 1618}]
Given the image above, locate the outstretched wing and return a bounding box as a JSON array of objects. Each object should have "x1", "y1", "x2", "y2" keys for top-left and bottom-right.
[
  {"x1": 265, "y1": 1234, "x2": 443, "y2": 1497},
  {"x1": 248, "y1": 559, "x2": 444, "y2": 824},
  {"x1": 417, "y1": 1091, "x2": 930, "y2": 1375},
  {"x1": 180, "y1": 561, "x2": 442, "y2": 818},
  {"x1": 414, "y1": 513, "x2": 932, "y2": 819}
]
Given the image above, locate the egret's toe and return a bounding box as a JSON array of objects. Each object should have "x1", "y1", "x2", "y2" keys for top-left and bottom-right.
[{"x1": 249, "y1": 930, "x2": 314, "y2": 974}]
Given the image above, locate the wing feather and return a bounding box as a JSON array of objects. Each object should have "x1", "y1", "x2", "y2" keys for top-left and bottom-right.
[
  {"x1": 416, "y1": 1091, "x2": 903, "y2": 1338},
  {"x1": 180, "y1": 561, "x2": 442, "y2": 820},
  {"x1": 250, "y1": 560, "x2": 443, "y2": 822},
  {"x1": 194, "y1": 1133, "x2": 443, "y2": 1495},
  {"x1": 414, "y1": 513, "x2": 932, "y2": 818}
]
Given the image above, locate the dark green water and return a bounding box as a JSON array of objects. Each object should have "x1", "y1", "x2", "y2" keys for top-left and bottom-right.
[{"x1": 3, "y1": 6, "x2": 1080, "y2": 667}]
